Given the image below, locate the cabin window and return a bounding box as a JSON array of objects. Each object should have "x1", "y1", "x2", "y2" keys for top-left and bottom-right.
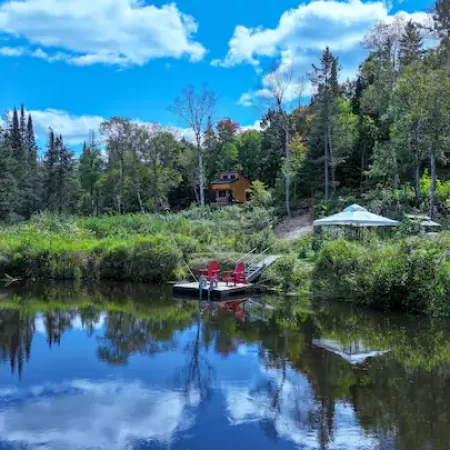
[
  {"x1": 222, "y1": 175, "x2": 229, "y2": 180},
  {"x1": 218, "y1": 190, "x2": 227, "y2": 198}
]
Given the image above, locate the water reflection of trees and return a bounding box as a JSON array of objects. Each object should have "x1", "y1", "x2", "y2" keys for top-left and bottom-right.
[
  {"x1": 274, "y1": 304, "x2": 450, "y2": 450},
  {"x1": 180, "y1": 317, "x2": 215, "y2": 403},
  {"x1": 2, "y1": 284, "x2": 450, "y2": 448},
  {"x1": 44, "y1": 310, "x2": 77, "y2": 347},
  {"x1": 204, "y1": 299, "x2": 450, "y2": 450},
  {"x1": 0, "y1": 309, "x2": 34, "y2": 379},
  {"x1": 0, "y1": 282, "x2": 200, "y2": 375}
]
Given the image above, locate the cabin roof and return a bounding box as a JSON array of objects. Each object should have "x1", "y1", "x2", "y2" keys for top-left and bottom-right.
[{"x1": 211, "y1": 178, "x2": 240, "y2": 185}]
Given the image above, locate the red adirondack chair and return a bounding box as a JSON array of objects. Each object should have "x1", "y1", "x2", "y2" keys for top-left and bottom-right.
[
  {"x1": 199, "y1": 260, "x2": 220, "y2": 281},
  {"x1": 224, "y1": 262, "x2": 248, "y2": 285}
]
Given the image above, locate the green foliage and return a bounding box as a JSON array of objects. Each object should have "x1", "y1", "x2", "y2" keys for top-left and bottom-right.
[
  {"x1": 246, "y1": 181, "x2": 272, "y2": 209},
  {"x1": 265, "y1": 255, "x2": 313, "y2": 295},
  {"x1": 0, "y1": 207, "x2": 279, "y2": 282},
  {"x1": 315, "y1": 235, "x2": 450, "y2": 316}
]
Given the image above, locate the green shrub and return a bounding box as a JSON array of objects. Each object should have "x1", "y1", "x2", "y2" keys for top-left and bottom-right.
[
  {"x1": 0, "y1": 207, "x2": 280, "y2": 283},
  {"x1": 265, "y1": 255, "x2": 313, "y2": 295},
  {"x1": 315, "y1": 235, "x2": 450, "y2": 316}
]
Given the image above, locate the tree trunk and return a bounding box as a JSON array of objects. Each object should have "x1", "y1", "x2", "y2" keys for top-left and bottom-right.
[
  {"x1": 414, "y1": 119, "x2": 422, "y2": 206},
  {"x1": 197, "y1": 140, "x2": 205, "y2": 207},
  {"x1": 90, "y1": 185, "x2": 94, "y2": 216},
  {"x1": 360, "y1": 146, "x2": 365, "y2": 192},
  {"x1": 285, "y1": 119, "x2": 291, "y2": 218},
  {"x1": 118, "y1": 154, "x2": 124, "y2": 214},
  {"x1": 193, "y1": 181, "x2": 200, "y2": 204},
  {"x1": 95, "y1": 190, "x2": 99, "y2": 217},
  {"x1": 429, "y1": 151, "x2": 437, "y2": 219},
  {"x1": 328, "y1": 122, "x2": 336, "y2": 194},
  {"x1": 137, "y1": 185, "x2": 144, "y2": 213},
  {"x1": 392, "y1": 151, "x2": 399, "y2": 190},
  {"x1": 414, "y1": 164, "x2": 420, "y2": 206},
  {"x1": 324, "y1": 134, "x2": 329, "y2": 201}
]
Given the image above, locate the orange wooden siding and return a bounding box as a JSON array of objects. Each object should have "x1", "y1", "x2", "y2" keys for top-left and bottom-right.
[{"x1": 210, "y1": 174, "x2": 251, "y2": 203}]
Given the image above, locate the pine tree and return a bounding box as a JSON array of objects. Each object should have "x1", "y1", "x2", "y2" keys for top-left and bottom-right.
[
  {"x1": 56, "y1": 135, "x2": 79, "y2": 214},
  {"x1": 399, "y1": 21, "x2": 423, "y2": 70},
  {"x1": 10, "y1": 108, "x2": 22, "y2": 156},
  {"x1": 0, "y1": 124, "x2": 19, "y2": 221},
  {"x1": 310, "y1": 47, "x2": 340, "y2": 198},
  {"x1": 23, "y1": 114, "x2": 40, "y2": 217},
  {"x1": 43, "y1": 128, "x2": 59, "y2": 212},
  {"x1": 19, "y1": 104, "x2": 26, "y2": 144},
  {"x1": 8, "y1": 106, "x2": 28, "y2": 217},
  {"x1": 433, "y1": 0, "x2": 450, "y2": 61},
  {"x1": 79, "y1": 132, "x2": 103, "y2": 216}
]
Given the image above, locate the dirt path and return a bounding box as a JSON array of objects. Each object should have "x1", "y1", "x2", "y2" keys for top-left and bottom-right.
[{"x1": 275, "y1": 212, "x2": 313, "y2": 241}]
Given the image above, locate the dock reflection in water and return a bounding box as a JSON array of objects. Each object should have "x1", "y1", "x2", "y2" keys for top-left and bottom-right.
[{"x1": 0, "y1": 282, "x2": 449, "y2": 449}]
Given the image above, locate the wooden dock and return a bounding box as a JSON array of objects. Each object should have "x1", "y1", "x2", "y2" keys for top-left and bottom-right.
[
  {"x1": 172, "y1": 281, "x2": 251, "y2": 300},
  {"x1": 173, "y1": 253, "x2": 281, "y2": 300}
]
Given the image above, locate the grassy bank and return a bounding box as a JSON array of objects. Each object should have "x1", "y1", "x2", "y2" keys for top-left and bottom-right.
[
  {"x1": 315, "y1": 234, "x2": 450, "y2": 316},
  {"x1": 265, "y1": 231, "x2": 450, "y2": 317},
  {"x1": 2, "y1": 206, "x2": 450, "y2": 317},
  {"x1": 0, "y1": 207, "x2": 283, "y2": 282}
]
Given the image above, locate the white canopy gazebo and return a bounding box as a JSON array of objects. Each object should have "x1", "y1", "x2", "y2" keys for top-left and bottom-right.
[{"x1": 313, "y1": 204, "x2": 399, "y2": 228}]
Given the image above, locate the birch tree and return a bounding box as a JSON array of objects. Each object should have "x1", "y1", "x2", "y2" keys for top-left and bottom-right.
[
  {"x1": 265, "y1": 62, "x2": 294, "y2": 217},
  {"x1": 169, "y1": 85, "x2": 217, "y2": 207}
]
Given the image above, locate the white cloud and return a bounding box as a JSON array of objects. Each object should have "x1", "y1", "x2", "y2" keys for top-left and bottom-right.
[
  {"x1": 29, "y1": 108, "x2": 106, "y2": 145},
  {"x1": 216, "y1": 0, "x2": 428, "y2": 69},
  {"x1": 0, "y1": 379, "x2": 199, "y2": 450},
  {"x1": 238, "y1": 92, "x2": 254, "y2": 107},
  {"x1": 240, "y1": 120, "x2": 262, "y2": 132},
  {"x1": 0, "y1": 45, "x2": 25, "y2": 56},
  {"x1": 25, "y1": 108, "x2": 195, "y2": 146},
  {"x1": 224, "y1": 366, "x2": 381, "y2": 449},
  {"x1": 34, "y1": 313, "x2": 107, "y2": 334},
  {"x1": 0, "y1": 0, "x2": 206, "y2": 66},
  {"x1": 216, "y1": 0, "x2": 430, "y2": 108}
]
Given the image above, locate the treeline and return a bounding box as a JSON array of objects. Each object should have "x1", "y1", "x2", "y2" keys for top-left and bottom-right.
[
  {"x1": 293, "y1": 0, "x2": 450, "y2": 219},
  {"x1": 1, "y1": 0, "x2": 450, "y2": 221},
  {"x1": 0, "y1": 110, "x2": 288, "y2": 220}
]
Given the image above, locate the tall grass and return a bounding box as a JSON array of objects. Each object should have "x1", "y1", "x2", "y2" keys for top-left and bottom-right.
[
  {"x1": 315, "y1": 234, "x2": 450, "y2": 316},
  {"x1": 0, "y1": 206, "x2": 278, "y2": 282}
]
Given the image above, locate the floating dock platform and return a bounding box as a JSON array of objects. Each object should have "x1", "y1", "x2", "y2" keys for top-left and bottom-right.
[{"x1": 172, "y1": 281, "x2": 252, "y2": 300}]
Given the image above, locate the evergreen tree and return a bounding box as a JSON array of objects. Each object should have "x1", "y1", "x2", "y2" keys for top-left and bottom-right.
[
  {"x1": 79, "y1": 132, "x2": 103, "y2": 215},
  {"x1": 43, "y1": 128, "x2": 59, "y2": 212},
  {"x1": 310, "y1": 47, "x2": 340, "y2": 198},
  {"x1": 0, "y1": 124, "x2": 19, "y2": 221},
  {"x1": 399, "y1": 21, "x2": 423, "y2": 70},
  {"x1": 22, "y1": 114, "x2": 40, "y2": 218},
  {"x1": 432, "y1": 0, "x2": 450, "y2": 62},
  {"x1": 203, "y1": 117, "x2": 219, "y2": 183},
  {"x1": 19, "y1": 104, "x2": 26, "y2": 144},
  {"x1": 10, "y1": 108, "x2": 22, "y2": 156},
  {"x1": 55, "y1": 135, "x2": 78, "y2": 214}
]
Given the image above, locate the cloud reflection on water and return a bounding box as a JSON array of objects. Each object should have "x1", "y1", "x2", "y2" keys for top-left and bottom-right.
[{"x1": 0, "y1": 380, "x2": 200, "y2": 450}]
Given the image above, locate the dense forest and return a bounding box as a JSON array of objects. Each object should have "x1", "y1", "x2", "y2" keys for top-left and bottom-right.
[{"x1": 1, "y1": 0, "x2": 450, "y2": 222}]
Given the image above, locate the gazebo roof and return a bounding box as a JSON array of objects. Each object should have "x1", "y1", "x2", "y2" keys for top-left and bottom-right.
[{"x1": 313, "y1": 204, "x2": 399, "y2": 227}]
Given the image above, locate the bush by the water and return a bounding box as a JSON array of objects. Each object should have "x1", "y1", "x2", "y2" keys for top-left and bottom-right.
[
  {"x1": 0, "y1": 207, "x2": 276, "y2": 282},
  {"x1": 315, "y1": 234, "x2": 450, "y2": 316}
]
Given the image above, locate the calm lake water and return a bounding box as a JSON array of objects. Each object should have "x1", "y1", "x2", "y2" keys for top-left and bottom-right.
[{"x1": 0, "y1": 282, "x2": 449, "y2": 450}]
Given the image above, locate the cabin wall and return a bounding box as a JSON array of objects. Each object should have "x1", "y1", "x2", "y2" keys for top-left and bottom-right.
[
  {"x1": 210, "y1": 174, "x2": 251, "y2": 204},
  {"x1": 231, "y1": 178, "x2": 251, "y2": 203}
]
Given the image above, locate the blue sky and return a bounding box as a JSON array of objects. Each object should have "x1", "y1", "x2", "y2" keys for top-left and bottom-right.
[{"x1": 0, "y1": 0, "x2": 433, "y2": 148}]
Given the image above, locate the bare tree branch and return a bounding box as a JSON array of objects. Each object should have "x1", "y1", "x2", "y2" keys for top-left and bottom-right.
[{"x1": 169, "y1": 85, "x2": 218, "y2": 206}]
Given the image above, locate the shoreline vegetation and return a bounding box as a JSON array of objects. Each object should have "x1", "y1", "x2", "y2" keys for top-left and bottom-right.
[{"x1": 1, "y1": 205, "x2": 450, "y2": 317}]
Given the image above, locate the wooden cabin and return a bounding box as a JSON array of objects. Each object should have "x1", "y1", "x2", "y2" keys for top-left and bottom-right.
[{"x1": 210, "y1": 171, "x2": 251, "y2": 204}]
